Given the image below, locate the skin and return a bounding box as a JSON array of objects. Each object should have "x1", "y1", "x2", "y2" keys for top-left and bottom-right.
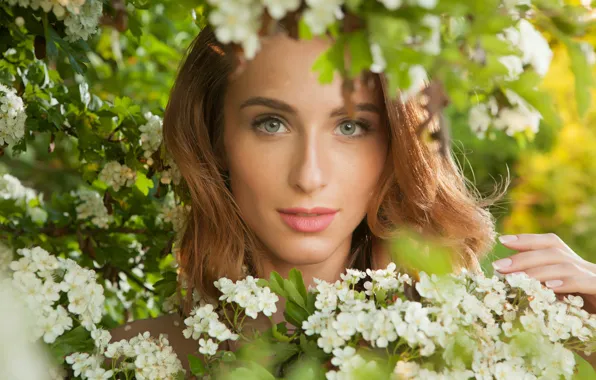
[
  {"x1": 493, "y1": 233, "x2": 596, "y2": 314},
  {"x1": 222, "y1": 33, "x2": 388, "y2": 287}
]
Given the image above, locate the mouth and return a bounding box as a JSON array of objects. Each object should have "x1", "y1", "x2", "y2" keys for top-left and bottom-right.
[{"x1": 277, "y1": 207, "x2": 339, "y2": 233}]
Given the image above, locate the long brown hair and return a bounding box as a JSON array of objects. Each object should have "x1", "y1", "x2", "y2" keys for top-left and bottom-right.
[{"x1": 163, "y1": 26, "x2": 505, "y2": 312}]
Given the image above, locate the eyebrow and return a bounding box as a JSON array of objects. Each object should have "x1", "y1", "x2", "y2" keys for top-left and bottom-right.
[{"x1": 239, "y1": 96, "x2": 382, "y2": 117}]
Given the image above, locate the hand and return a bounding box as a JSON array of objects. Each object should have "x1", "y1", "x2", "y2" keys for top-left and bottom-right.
[{"x1": 492, "y1": 233, "x2": 596, "y2": 314}]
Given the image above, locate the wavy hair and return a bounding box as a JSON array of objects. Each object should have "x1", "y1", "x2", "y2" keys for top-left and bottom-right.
[{"x1": 163, "y1": 25, "x2": 505, "y2": 312}]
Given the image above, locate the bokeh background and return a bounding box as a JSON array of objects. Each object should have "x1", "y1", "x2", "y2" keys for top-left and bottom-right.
[{"x1": 1, "y1": 2, "x2": 595, "y2": 322}]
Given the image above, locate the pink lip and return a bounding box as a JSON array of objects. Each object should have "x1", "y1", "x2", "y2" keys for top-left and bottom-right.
[{"x1": 277, "y1": 207, "x2": 338, "y2": 233}]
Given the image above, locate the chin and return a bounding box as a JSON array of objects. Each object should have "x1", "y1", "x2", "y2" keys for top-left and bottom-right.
[{"x1": 269, "y1": 236, "x2": 341, "y2": 266}]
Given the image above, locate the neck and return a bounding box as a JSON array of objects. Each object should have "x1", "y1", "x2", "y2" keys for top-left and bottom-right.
[{"x1": 260, "y1": 235, "x2": 353, "y2": 290}]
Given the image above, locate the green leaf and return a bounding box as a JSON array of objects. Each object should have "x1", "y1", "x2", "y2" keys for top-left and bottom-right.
[
  {"x1": 270, "y1": 341, "x2": 300, "y2": 366},
  {"x1": 284, "y1": 279, "x2": 306, "y2": 309},
  {"x1": 390, "y1": 229, "x2": 453, "y2": 275},
  {"x1": 257, "y1": 278, "x2": 269, "y2": 288},
  {"x1": 272, "y1": 322, "x2": 292, "y2": 342},
  {"x1": 298, "y1": 17, "x2": 313, "y2": 40},
  {"x1": 312, "y1": 36, "x2": 346, "y2": 84},
  {"x1": 135, "y1": 172, "x2": 154, "y2": 196},
  {"x1": 566, "y1": 40, "x2": 594, "y2": 118},
  {"x1": 346, "y1": 30, "x2": 373, "y2": 78},
  {"x1": 285, "y1": 301, "x2": 310, "y2": 328},
  {"x1": 49, "y1": 326, "x2": 94, "y2": 363},
  {"x1": 188, "y1": 354, "x2": 206, "y2": 376},
  {"x1": 299, "y1": 334, "x2": 328, "y2": 361},
  {"x1": 289, "y1": 268, "x2": 307, "y2": 301},
  {"x1": 345, "y1": 0, "x2": 364, "y2": 12},
  {"x1": 306, "y1": 291, "x2": 316, "y2": 314},
  {"x1": 573, "y1": 353, "x2": 596, "y2": 379},
  {"x1": 269, "y1": 272, "x2": 288, "y2": 298},
  {"x1": 226, "y1": 363, "x2": 276, "y2": 380},
  {"x1": 222, "y1": 351, "x2": 236, "y2": 362}
]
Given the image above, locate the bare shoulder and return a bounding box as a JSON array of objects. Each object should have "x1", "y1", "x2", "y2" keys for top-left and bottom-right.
[{"x1": 109, "y1": 313, "x2": 198, "y2": 373}]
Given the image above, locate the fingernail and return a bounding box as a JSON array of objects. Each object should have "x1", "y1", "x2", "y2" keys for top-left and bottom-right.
[
  {"x1": 498, "y1": 235, "x2": 518, "y2": 244},
  {"x1": 545, "y1": 280, "x2": 563, "y2": 288},
  {"x1": 492, "y1": 258, "x2": 512, "y2": 271}
]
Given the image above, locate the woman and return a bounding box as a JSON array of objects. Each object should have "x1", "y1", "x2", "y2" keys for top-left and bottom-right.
[{"x1": 110, "y1": 25, "x2": 596, "y2": 373}]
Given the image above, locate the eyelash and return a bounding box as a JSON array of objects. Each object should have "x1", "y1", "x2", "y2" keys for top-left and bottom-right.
[{"x1": 250, "y1": 115, "x2": 373, "y2": 139}]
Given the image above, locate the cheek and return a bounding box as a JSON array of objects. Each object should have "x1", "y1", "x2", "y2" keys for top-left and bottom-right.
[
  {"x1": 224, "y1": 134, "x2": 282, "y2": 206},
  {"x1": 336, "y1": 139, "x2": 388, "y2": 205}
]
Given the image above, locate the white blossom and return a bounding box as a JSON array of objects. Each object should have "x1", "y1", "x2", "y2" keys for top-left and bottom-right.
[
  {"x1": 0, "y1": 174, "x2": 37, "y2": 206},
  {"x1": 377, "y1": 0, "x2": 403, "y2": 10},
  {"x1": 501, "y1": 19, "x2": 553, "y2": 77},
  {"x1": 208, "y1": 0, "x2": 264, "y2": 59},
  {"x1": 399, "y1": 65, "x2": 428, "y2": 103},
  {"x1": 262, "y1": 0, "x2": 301, "y2": 19},
  {"x1": 0, "y1": 84, "x2": 26, "y2": 147},
  {"x1": 138, "y1": 112, "x2": 163, "y2": 165},
  {"x1": 303, "y1": 0, "x2": 345, "y2": 36},
  {"x1": 98, "y1": 161, "x2": 136, "y2": 192},
  {"x1": 72, "y1": 188, "x2": 113, "y2": 228}
]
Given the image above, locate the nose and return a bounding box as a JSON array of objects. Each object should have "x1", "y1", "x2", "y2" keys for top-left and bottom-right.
[{"x1": 288, "y1": 132, "x2": 328, "y2": 195}]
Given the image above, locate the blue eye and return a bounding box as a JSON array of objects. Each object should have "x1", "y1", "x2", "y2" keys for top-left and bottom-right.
[{"x1": 252, "y1": 116, "x2": 289, "y2": 134}]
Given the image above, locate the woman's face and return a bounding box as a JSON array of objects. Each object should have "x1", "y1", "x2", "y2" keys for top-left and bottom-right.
[{"x1": 222, "y1": 33, "x2": 389, "y2": 268}]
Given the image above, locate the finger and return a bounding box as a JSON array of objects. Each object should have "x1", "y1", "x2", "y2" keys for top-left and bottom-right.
[
  {"x1": 492, "y1": 247, "x2": 572, "y2": 273},
  {"x1": 497, "y1": 233, "x2": 570, "y2": 252},
  {"x1": 521, "y1": 262, "x2": 581, "y2": 282},
  {"x1": 542, "y1": 275, "x2": 596, "y2": 295}
]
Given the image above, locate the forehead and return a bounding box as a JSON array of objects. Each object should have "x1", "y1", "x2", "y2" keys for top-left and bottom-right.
[{"x1": 225, "y1": 34, "x2": 383, "y2": 109}]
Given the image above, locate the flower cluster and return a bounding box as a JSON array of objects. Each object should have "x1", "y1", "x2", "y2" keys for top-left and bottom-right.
[
  {"x1": 300, "y1": 265, "x2": 596, "y2": 379},
  {"x1": 0, "y1": 270, "x2": 58, "y2": 380},
  {"x1": 499, "y1": 19, "x2": 553, "y2": 79},
  {"x1": 156, "y1": 194, "x2": 191, "y2": 236},
  {"x1": 72, "y1": 188, "x2": 113, "y2": 229},
  {"x1": 0, "y1": 173, "x2": 36, "y2": 205},
  {"x1": 468, "y1": 89, "x2": 542, "y2": 138},
  {"x1": 67, "y1": 330, "x2": 184, "y2": 380},
  {"x1": 5, "y1": 0, "x2": 103, "y2": 41},
  {"x1": 98, "y1": 161, "x2": 137, "y2": 192},
  {"x1": 0, "y1": 84, "x2": 26, "y2": 148},
  {"x1": 6, "y1": 246, "x2": 106, "y2": 343},
  {"x1": 0, "y1": 173, "x2": 47, "y2": 223},
  {"x1": 160, "y1": 153, "x2": 182, "y2": 186},
  {"x1": 182, "y1": 303, "x2": 240, "y2": 356},
  {"x1": 215, "y1": 275, "x2": 279, "y2": 318},
  {"x1": 138, "y1": 112, "x2": 163, "y2": 166}
]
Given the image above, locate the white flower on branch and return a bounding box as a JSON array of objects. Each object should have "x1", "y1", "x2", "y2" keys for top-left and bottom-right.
[
  {"x1": 494, "y1": 89, "x2": 542, "y2": 136},
  {"x1": 498, "y1": 55, "x2": 524, "y2": 81},
  {"x1": 0, "y1": 84, "x2": 26, "y2": 148},
  {"x1": 501, "y1": 19, "x2": 553, "y2": 77},
  {"x1": 72, "y1": 188, "x2": 113, "y2": 229},
  {"x1": 7, "y1": 247, "x2": 106, "y2": 347},
  {"x1": 5, "y1": 0, "x2": 102, "y2": 41},
  {"x1": 138, "y1": 112, "x2": 163, "y2": 165},
  {"x1": 303, "y1": 0, "x2": 345, "y2": 36},
  {"x1": 160, "y1": 154, "x2": 182, "y2": 185},
  {"x1": 208, "y1": 0, "x2": 264, "y2": 59},
  {"x1": 399, "y1": 64, "x2": 428, "y2": 103},
  {"x1": 0, "y1": 174, "x2": 37, "y2": 206},
  {"x1": 98, "y1": 161, "x2": 136, "y2": 192},
  {"x1": 262, "y1": 0, "x2": 301, "y2": 20}
]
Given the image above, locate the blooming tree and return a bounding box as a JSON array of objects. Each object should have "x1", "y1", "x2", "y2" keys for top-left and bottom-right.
[{"x1": 1, "y1": 0, "x2": 596, "y2": 378}]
